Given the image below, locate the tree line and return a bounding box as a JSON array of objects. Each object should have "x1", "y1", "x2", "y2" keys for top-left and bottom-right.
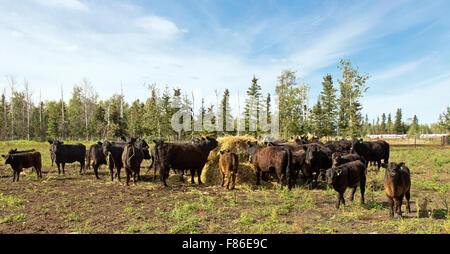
[{"x1": 1, "y1": 59, "x2": 448, "y2": 142}]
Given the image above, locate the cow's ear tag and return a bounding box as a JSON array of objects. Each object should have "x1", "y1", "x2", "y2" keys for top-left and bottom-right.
[
  {"x1": 359, "y1": 141, "x2": 363, "y2": 144},
  {"x1": 336, "y1": 172, "x2": 340, "y2": 176},
  {"x1": 400, "y1": 166, "x2": 403, "y2": 171}
]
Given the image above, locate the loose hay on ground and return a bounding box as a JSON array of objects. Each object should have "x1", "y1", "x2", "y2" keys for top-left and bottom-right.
[{"x1": 201, "y1": 135, "x2": 259, "y2": 185}]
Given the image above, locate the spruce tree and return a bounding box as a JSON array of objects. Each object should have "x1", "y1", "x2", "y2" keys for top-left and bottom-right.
[{"x1": 319, "y1": 74, "x2": 337, "y2": 138}]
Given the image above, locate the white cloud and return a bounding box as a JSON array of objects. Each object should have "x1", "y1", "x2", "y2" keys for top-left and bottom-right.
[
  {"x1": 134, "y1": 16, "x2": 186, "y2": 40},
  {"x1": 371, "y1": 59, "x2": 425, "y2": 82},
  {"x1": 32, "y1": 0, "x2": 89, "y2": 12}
]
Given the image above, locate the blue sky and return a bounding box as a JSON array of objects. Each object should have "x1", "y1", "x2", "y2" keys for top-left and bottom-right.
[{"x1": 0, "y1": 0, "x2": 449, "y2": 124}]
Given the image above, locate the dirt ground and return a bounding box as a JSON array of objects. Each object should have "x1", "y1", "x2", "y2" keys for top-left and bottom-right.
[{"x1": 0, "y1": 144, "x2": 449, "y2": 234}]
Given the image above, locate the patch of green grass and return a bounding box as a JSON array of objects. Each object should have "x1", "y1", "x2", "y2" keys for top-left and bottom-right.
[
  {"x1": 66, "y1": 212, "x2": 80, "y2": 222},
  {"x1": 0, "y1": 193, "x2": 27, "y2": 210},
  {"x1": 236, "y1": 211, "x2": 255, "y2": 225},
  {"x1": 0, "y1": 216, "x2": 12, "y2": 224},
  {"x1": 200, "y1": 196, "x2": 215, "y2": 211},
  {"x1": 126, "y1": 224, "x2": 140, "y2": 233},
  {"x1": 14, "y1": 213, "x2": 27, "y2": 221}
]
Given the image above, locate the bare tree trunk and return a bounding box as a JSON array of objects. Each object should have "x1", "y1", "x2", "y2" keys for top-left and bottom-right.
[
  {"x1": 2, "y1": 89, "x2": 7, "y2": 140},
  {"x1": 61, "y1": 85, "x2": 65, "y2": 139},
  {"x1": 6, "y1": 75, "x2": 17, "y2": 140},
  {"x1": 24, "y1": 79, "x2": 32, "y2": 141}
]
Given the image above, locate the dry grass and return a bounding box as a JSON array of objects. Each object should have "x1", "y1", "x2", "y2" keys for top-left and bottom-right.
[{"x1": 201, "y1": 135, "x2": 258, "y2": 185}]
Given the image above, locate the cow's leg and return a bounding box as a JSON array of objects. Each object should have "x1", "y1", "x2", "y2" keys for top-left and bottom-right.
[
  {"x1": 226, "y1": 171, "x2": 231, "y2": 190},
  {"x1": 350, "y1": 186, "x2": 357, "y2": 201},
  {"x1": 79, "y1": 160, "x2": 85, "y2": 175},
  {"x1": 12, "y1": 171, "x2": 16, "y2": 182},
  {"x1": 231, "y1": 171, "x2": 236, "y2": 190},
  {"x1": 93, "y1": 163, "x2": 100, "y2": 179},
  {"x1": 137, "y1": 167, "x2": 141, "y2": 181},
  {"x1": 125, "y1": 169, "x2": 130, "y2": 186},
  {"x1": 153, "y1": 165, "x2": 158, "y2": 181},
  {"x1": 179, "y1": 170, "x2": 185, "y2": 182},
  {"x1": 336, "y1": 192, "x2": 344, "y2": 209},
  {"x1": 405, "y1": 190, "x2": 411, "y2": 213},
  {"x1": 220, "y1": 171, "x2": 225, "y2": 187},
  {"x1": 160, "y1": 167, "x2": 169, "y2": 187},
  {"x1": 397, "y1": 195, "x2": 404, "y2": 217},
  {"x1": 62, "y1": 163, "x2": 65, "y2": 175},
  {"x1": 190, "y1": 169, "x2": 195, "y2": 184},
  {"x1": 197, "y1": 169, "x2": 202, "y2": 185},
  {"x1": 133, "y1": 171, "x2": 137, "y2": 185},
  {"x1": 117, "y1": 166, "x2": 122, "y2": 181},
  {"x1": 108, "y1": 157, "x2": 115, "y2": 181},
  {"x1": 387, "y1": 195, "x2": 394, "y2": 218},
  {"x1": 360, "y1": 178, "x2": 366, "y2": 204},
  {"x1": 255, "y1": 168, "x2": 261, "y2": 185},
  {"x1": 56, "y1": 163, "x2": 61, "y2": 175}
]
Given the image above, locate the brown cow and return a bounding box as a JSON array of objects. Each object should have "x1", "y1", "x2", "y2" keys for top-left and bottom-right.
[
  {"x1": 2, "y1": 151, "x2": 42, "y2": 182},
  {"x1": 219, "y1": 150, "x2": 239, "y2": 190},
  {"x1": 384, "y1": 162, "x2": 411, "y2": 218},
  {"x1": 246, "y1": 141, "x2": 293, "y2": 189}
]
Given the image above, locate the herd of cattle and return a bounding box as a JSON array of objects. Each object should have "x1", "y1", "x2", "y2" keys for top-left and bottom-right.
[{"x1": 2, "y1": 136, "x2": 411, "y2": 217}]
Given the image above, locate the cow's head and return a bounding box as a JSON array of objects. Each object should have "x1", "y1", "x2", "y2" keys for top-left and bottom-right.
[
  {"x1": 325, "y1": 167, "x2": 342, "y2": 185},
  {"x1": 49, "y1": 140, "x2": 63, "y2": 155},
  {"x1": 136, "y1": 139, "x2": 151, "y2": 159},
  {"x1": 331, "y1": 153, "x2": 343, "y2": 168},
  {"x1": 219, "y1": 150, "x2": 231, "y2": 155},
  {"x1": 350, "y1": 138, "x2": 364, "y2": 154},
  {"x1": 305, "y1": 144, "x2": 322, "y2": 165},
  {"x1": 246, "y1": 141, "x2": 261, "y2": 162},
  {"x1": 2, "y1": 154, "x2": 13, "y2": 165},
  {"x1": 202, "y1": 136, "x2": 218, "y2": 151},
  {"x1": 386, "y1": 162, "x2": 406, "y2": 178},
  {"x1": 8, "y1": 148, "x2": 18, "y2": 154},
  {"x1": 102, "y1": 141, "x2": 112, "y2": 156}
]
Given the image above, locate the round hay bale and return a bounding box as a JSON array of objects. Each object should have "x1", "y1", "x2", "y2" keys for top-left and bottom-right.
[{"x1": 201, "y1": 135, "x2": 259, "y2": 185}]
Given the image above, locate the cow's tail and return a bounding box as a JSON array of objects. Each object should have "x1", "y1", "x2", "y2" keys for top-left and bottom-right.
[{"x1": 126, "y1": 144, "x2": 135, "y2": 168}]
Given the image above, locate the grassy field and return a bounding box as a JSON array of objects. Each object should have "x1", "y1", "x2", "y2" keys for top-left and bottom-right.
[{"x1": 0, "y1": 140, "x2": 449, "y2": 234}]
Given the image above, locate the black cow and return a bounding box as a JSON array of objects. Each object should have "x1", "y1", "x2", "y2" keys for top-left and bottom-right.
[
  {"x1": 2, "y1": 151, "x2": 42, "y2": 182},
  {"x1": 86, "y1": 142, "x2": 108, "y2": 179},
  {"x1": 121, "y1": 137, "x2": 150, "y2": 185},
  {"x1": 102, "y1": 140, "x2": 126, "y2": 181},
  {"x1": 153, "y1": 136, "x2": 218, "y2": 187},
  {"x1": 102, "y1": 137, "x2": 150, "y2": 182},
  {"x1": 331, "y1": 152, "x2": 365, "y2": 168},
  {"x1": 325, "y1": 160, "x2": 366, "y2": 209},
  {"x1": 48, "y1": 140, "x2": 86, "y2": 175},
  {"x1": 304, "y1": 143, "x2": 332, "y2": 185},
  {"x1": 351, "y1": 139, "x2": 389, "y2": 171}
]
